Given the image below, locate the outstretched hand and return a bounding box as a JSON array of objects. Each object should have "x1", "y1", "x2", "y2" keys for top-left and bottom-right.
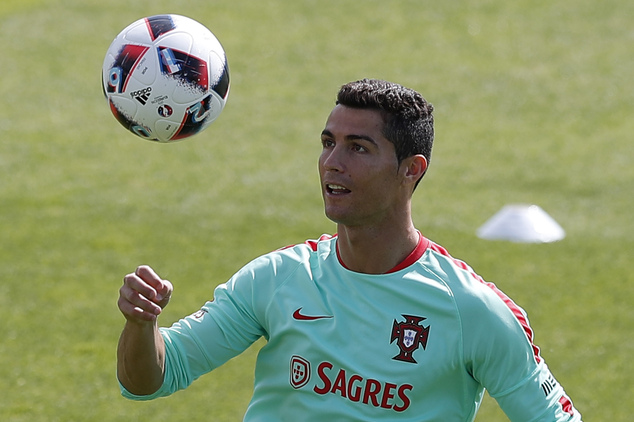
[{"x1": 118, "y1": 265, "x2": 173, "y2": 323}]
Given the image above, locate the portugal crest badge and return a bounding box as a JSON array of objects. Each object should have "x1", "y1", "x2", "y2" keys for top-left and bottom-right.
[
  {"x1": 290, "y1": 355, "x2": 311, "y2": 389},
  {"x1": 391, "y1": 314, "x2": 430, "y2": 363}
]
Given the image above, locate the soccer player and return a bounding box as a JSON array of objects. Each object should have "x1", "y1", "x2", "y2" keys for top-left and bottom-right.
[{"x1": 117, "y1": 79, "x2": 582, "y2": 421}]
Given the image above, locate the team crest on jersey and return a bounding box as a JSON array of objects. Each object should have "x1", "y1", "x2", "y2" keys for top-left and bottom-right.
[
  {"x1": 391, "y1": 315, "x2": 430, "y2": 363},
  {"x1": 290, "y1": 355, "x2": 311, "y2": 389}
]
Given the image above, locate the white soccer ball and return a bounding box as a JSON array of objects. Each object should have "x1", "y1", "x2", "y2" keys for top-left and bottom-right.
[{"x1": 102, "y1": 14, "x2": 230, "y2": 142}]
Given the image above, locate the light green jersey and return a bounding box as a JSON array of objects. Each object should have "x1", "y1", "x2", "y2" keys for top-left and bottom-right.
[{"x1": 121, "y1": 234, "x2": 581, "y2": 421}]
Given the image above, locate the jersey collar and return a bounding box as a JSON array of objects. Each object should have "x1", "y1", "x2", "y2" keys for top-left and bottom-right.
[{"x1": 335, "y1": 231, "x2": 430, "y2": 274}]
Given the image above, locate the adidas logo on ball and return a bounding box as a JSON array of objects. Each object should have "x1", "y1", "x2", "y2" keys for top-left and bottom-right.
[{"x1": 131, "y1": 87, "x2": 152, "y2": 105}]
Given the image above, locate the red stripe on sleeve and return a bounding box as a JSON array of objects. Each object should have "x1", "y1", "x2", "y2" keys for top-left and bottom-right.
[
  {"x1": 278, "y1": 234, "x2": 336, "y2": 252},
  {"x1": 304, "y1": 234, "x2": 336, "y2": 252},
  {"x1": 428, "y1": 241, "x2": 542, "y2": 363}
]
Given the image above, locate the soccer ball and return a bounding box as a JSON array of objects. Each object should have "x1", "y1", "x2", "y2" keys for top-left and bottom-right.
[{"x1": 102, "y1": 14, "x2": 230, "y2": 142}]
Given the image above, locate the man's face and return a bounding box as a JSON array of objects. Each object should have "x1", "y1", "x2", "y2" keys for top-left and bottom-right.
[{"x1": 319, "y1": 105, "x2": 409, "y2": 227}]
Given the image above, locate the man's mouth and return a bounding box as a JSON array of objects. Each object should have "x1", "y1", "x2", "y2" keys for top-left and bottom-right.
[{"x1": 326, "y1": 184, "x2": 351, "y2": 195}]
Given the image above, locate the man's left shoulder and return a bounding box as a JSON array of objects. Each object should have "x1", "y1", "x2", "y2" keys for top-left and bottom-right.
[{"x1": 277, "y1": 234, "x2": 337, "y2": 253}]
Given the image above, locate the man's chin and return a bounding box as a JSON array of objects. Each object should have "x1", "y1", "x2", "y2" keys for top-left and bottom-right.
[
  {"x1": 324, "y1": 209, "x2": 346, "y2": 225},
  {"x1": 324, "y1": 210, "x2": 359, "y2": 227}
]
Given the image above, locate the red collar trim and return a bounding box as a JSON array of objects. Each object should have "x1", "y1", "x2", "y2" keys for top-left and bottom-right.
[
  {"x1": 386, "y1": 231, "x2": 429, "y2": 273},
  {"x1": 335, "y1": 231, "x2": 429, "y2": 274}
]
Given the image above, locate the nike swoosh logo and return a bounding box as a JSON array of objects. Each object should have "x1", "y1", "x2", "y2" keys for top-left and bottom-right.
[{"x1": 293, "y1": 307, "x2": 333, "y2": 321}]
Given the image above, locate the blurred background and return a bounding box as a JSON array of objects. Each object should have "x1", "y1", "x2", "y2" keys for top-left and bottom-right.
[{"x1": 1, "y1": 0, "x2": 632, "y2": 420}]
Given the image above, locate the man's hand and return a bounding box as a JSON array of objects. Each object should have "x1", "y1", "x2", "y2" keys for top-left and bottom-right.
[
  {"x1": 117, "y1": 265, "x2": 172, "y2": 395},
  {"x1": 118, "y1": 265, "x2": 173, "y2": 323}
]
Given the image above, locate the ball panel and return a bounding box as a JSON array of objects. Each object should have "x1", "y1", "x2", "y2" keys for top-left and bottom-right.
[
  {"x1": 130, "y1": 50, "x2": 157, "y2": 86},
  {"x1": 145, "y1": 15, "x2": 178, "y2": 41},
  {"x1": 158, "y1": 46, "x2": 208, "y2": 92},
  {"x1": 209, "y1": 51, "x2": 230, "y2": 100},
  {"x1": 106, "y1": 44, "x2": 150, "y2": 94},
  {"x1": 121, "y1": 20, "x2": 155, "y2": 45},
  {"x1": 170, "y1": 94, "x2": 214, "y2": 141}
]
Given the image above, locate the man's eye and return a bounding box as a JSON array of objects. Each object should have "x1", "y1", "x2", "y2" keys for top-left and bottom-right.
[
  {"x1": 322, "y1": 139, "x2": 334, "y2": 148},
  {"x1": 353, "y1": 144, "x2": 367, "y2": 152}
]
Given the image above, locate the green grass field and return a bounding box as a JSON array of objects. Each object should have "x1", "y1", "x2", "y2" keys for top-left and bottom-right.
[{"x1": 1, "y1": 0, "x2": 632, "y2": 420}]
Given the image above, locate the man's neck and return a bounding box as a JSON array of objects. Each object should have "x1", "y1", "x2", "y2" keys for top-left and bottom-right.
[{"x1": 335, "y1": 223, "x2": 420, "y2": 274}]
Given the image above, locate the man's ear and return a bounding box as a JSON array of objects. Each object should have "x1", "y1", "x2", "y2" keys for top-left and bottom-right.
[{"x1": 402, "y1": 154, "x2": 428, "y2": 186}]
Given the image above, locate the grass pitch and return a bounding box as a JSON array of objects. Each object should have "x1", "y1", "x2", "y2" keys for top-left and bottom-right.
[{"x1": 0, "y1": 0, "x2": 632, "y2": 420}]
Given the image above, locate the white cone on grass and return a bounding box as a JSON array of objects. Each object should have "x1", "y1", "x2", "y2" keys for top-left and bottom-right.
[{"x1": 477, "y1": 204, "x2": 565, "y2": 243}]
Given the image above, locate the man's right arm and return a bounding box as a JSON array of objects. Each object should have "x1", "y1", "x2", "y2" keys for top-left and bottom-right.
[{"x1": 116, "y1": 266, "x2": 173, "y2": 396}]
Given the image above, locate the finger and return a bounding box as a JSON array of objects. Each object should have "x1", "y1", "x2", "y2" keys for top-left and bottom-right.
[
  {"x1": 123, "y1": 272, "x2": 161, "y2": 303},
  {"x1": 117, "y1": 294, "x2": 159, "y2": 322},
  {"x1": 119, "y1": 280, "x2": 162, "y2": 316},
  {"x1": 134, "y1": 265, "x2": 169, "y2": 301}
]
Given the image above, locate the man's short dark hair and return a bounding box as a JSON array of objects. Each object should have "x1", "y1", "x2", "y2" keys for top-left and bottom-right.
[{"x1": 336, "y1": 79, "x2": 434, "y2": 178}]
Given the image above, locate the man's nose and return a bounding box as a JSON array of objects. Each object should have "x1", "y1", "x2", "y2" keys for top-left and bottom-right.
[{"x1": 321, "y1": 146, "x2": 344, "y2": 172}]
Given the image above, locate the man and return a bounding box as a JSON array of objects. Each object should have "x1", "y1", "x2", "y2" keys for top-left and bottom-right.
[{"x1": 117, "y1": 79, "x2": 582, "y2": 421}]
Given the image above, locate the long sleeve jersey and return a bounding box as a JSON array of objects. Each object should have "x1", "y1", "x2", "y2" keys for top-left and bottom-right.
[{"x1": 121, "y1": 234, "x2": 582, "y2": 421}]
